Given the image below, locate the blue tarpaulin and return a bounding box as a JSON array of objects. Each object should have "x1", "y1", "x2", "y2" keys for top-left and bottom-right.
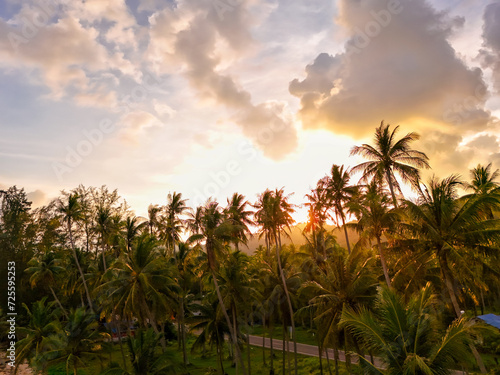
[{"x1": 477, "y1": 314, "x2": 500, "y2": 329}]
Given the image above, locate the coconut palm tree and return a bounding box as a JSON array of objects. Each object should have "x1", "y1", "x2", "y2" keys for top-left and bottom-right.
[
  {"x1": 97, "y1": 234, "x2": 177, "y2": 349},
  {"x1": 16, "y1": 298, "x2": 60, "y2": 374},
  {"x1": 25, "y1": 250, "x2": 68, "y2": 318},
  {"x1": 263, "y1": 249, "x2": 302, "y2": 375},
  {"x1": 304, "y1": 183, "x2": 330, "y2": 260},
  {"x1": 257, "y1": 188, "x2": 298, "y2": 375},
  {"x1": 401, "y1": 175, "x2": 500, "y2": 318},
  {"x1": 57, "y1": 193, "x2": 93, "y2": 312},
  {"x1": 188, "y1": 295, "x2": 231, "y2": 375},
  {"x1": 321, "y1": 164, "x2": 357, "y2": 253},
  {"x1": 171, "y1": 240, "x2": 198, "y2": 366},
  {"x1": 225, "y1": 192, "x2": 254, "y2": 251},
  {"x1": 400, "y1": 175, "x2": 500, "y2": 373},
  {"x1": 95, "y1": 205, "x2": 114, "y2": 271},
  {"x1": 465, "y1": 163, "x2": 500, "y2": 220},
  {"x1": 146, "y1": 204, "x2": 162, "y2": 237},
  {"x1": 340, "y1": 283, "x2": 484, "y2": 374},
  {"x1": 254, "y1": 189, "x2": 275, "y2": 257},
  {"x1": 41, "y1": 307, "x2": 108, "y2": 375},
  {"x1": 164, "y1": 192, "x2": 189, "y2": 256},
  {"x1": 122, "y1": 216, "x2": 146, "y2": 252},
  {"x1": 103, "y1": 328, "x2": 182, "y2": 375},
  {"x1": 219, "y1": 250, "x2": 258, "y2": 373},
  {"x1": 299, "y1": 248, "x2": 376, "y2": 374},
  {"x1": 188, "y1": 199, "x2": 248, "y2": 375},
  {"x1": 350, "y1": 121, "x2": 430, "y2": 207},
  {"x1": 467, "y1": 163, "x2": 500, "y2": 195},
  {"x1": 349, "y1": 181, "x2": 396, "y2": 287}
]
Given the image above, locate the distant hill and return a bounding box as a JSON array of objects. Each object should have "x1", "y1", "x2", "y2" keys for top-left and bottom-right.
[{"x1": 241, "y1": 222, "x2": 360, "y2": 254}]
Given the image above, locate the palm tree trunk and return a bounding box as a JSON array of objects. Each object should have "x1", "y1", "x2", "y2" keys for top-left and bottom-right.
[
  {"x1": 282, "y1": 324, "x2": 286, "y2": 375},
  {"x1": 275, "y1": 231, "x2": 298, "y2": 375},
  {"x1": 480, "y1": 288, "x2": 485, "y2": 315},
  {"x1": 317, "y1": 335, "x2": 324, "y2": 375},
  {"x1": 233, "y1": 306, "x2": 239, "y2": 374},
  {"x1": 287, "y1": 329, "x2": 291, "y2": 375},
  {"x1": 376, "y1": 236, "x2": 391, "y2": 287},
  {"x1": 177, "y1": 315, "x2": 182, "y2": 350},
  {"x1": 68, "y1": 220, "x2": 93, "y2": 313},
  {"x1": 340, "y1": 214, "x2": 351, "y2": 254},
  {"x1": 324, "y1": 344, "x2": 333, "y2": 375},
  {"x1": 266, "y1": 232, "x2": 270, "y2": 258},
  {"x1": 439, "y1": 255, "x2": 487, "y2": 373},
  {"x1": 270, "y1": 321, "x2": 275, "y2": 373},
  {"x1": 115, "y1": 319, "x2": 128, "y2": 371},
  {"x1": 334, "y1": 347, "x2": 339, "y2": 375},
  {"x1": 385, "y1": 169, "x2": 398, "y2": 208},
  {"x1": 143, "y1": 299, "x2": 166, "y2": 351},
  {"x1": 245, "y1": 311, "x2": 251, "y2": 375},
  {"x1": 211, "y1": 268, "x2": 248, "y2": 375},
  {"x1": 49, "y1": 286, "x2": 68, "y2": 318},
  {"x1": 262, "y1": 313, "x2": 267, "y2": 366},
  {"x1": 180, "y1": 297, "x2": 188, "y2": 365}
]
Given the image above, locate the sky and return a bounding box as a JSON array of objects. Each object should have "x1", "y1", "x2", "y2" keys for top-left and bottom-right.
[{"x1": 1, "y1": 0, "x2": 500, "y2": 222}]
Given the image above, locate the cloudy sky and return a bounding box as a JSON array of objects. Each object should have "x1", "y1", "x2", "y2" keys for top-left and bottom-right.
[{"x1": 1, "y1": 0, "x2": 499, "y2": 221}]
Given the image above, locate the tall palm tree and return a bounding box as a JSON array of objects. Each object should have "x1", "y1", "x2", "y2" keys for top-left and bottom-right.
[
  {"x1": 188, "y1": 199, "x2": 248, "y2": 375},
  {"x1": 172, "y1": 241, "x2": 197, "y2": 366},
  {"x1": 219, "y1": 250, "x2": 258, "y2": 374},
  {"x1": 165, "y1": 192, "x2": 189, "y2": 256},
  {"x1": 340, "y1": 283, "x2": 484, "y2": 374},
  {"x1": 349, "y1": 181, "x2": 396, "y2": 287},
  {"x1": 188, "y1": 295, "x2": 231, "y2": 375},
  {"x1": 466, "y1": 163, "x2": 500, "y2": 195},
  {"x1": 466, "y1": 163, "x2": 500, "y2": 220},
  {"x1": 260, "y1": 188, "x2": 299, "y2": 375},
  {"x1": 26, "y1": 250, "x2": 68, "y2": 318},
  {"x1": 321, "y1": 164, "x2": 357, "y2": 253},
  {"x1": 299, "y1": 248, "x2": 376, "y2": 375},
  {"x1": 97, "y1": 234, "x2": 176, "y2": 349},
  {"x1": 57, "y1": 193, "x2": 93, "y2": 312},
  {"x1": 16, "y1": 298, "x2": 60, "y2": 374},
  {"x1": 402, "y1": 175, "x2": 500, "y2": 318},
  {"x1": 95, "y1": 205, "x2": 114, "y2": 271},
  {"x1": 122, "y1": 216, "x2": 146, "y2": 252},
  {"x1": 254, "y1": 189, "x2": 275, "y2": 257},
  {"x1": 264, "y1": 249, "x2": 302, "y2": 375},
  {"x1": 304, "y1": 183, "x2": 330, "y2": 259},
  {"x1": 401, "y1": 175, "x2": 500, "y2": 373},
  {"x1": 42, "y1": 307, "x2": 108, "y2": 375},
  {"x1": 225, "y1": 192, "x2": 254, "y2": 251},
  {"x1": 350, "y1": 121, "x2": 430, "y2": 207},
  {"x1": 147, "y1": 204, "x2": 162, "y2": 237}
]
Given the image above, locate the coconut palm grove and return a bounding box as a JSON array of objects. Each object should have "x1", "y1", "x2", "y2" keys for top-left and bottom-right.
[{"x1": 2, "y1": 123, "x2": 500, "y2": 374}]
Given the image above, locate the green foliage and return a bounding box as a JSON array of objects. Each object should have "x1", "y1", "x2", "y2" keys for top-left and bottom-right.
[{"x1": 340, "y1": 284, "x2": 484, "y2": 374}]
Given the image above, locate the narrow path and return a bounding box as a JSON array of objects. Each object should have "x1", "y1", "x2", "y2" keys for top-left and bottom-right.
[{"x1": 247, "y1": 335, "x2": 469, "y2": 375}]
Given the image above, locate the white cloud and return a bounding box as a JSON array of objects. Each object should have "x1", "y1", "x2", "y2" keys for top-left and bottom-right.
[{"x1": 147, "y1": 0, "x2": 298, "y2": 159}]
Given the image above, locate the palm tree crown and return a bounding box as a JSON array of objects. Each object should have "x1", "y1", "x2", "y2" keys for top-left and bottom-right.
[{"x1": 350, "y1": 121, "x2": 430, "y2": 207}]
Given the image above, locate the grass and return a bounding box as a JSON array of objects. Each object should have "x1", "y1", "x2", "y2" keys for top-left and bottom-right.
[
  {"x1": 248, "y1": 324, "x2": 319, "y2": 347},
  {"x1": 45, "y1": 334, "x2": 353, "y2": 375}
]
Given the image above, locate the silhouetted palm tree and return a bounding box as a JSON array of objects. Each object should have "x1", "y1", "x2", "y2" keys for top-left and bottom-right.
[
  {"x1": 57, "y1": 193, "x2": 93, "y2": 312},
  {"x1": 321, "y1": 164, "x2": 357, "y2": 253},
  {"x1": 351, "y1": 122, "x2": 430, "y2": 207}
]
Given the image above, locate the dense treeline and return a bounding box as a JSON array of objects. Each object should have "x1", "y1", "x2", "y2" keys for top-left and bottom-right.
[{"x1": 1, "y1": 123, "x2": 500, "y2": 374}]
